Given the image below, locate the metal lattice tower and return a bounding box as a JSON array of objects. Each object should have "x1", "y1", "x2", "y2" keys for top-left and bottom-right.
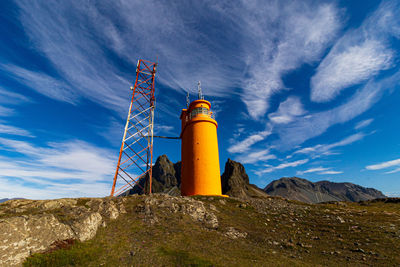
[{"x1": 110, "y1": 59, "x2": 157, "y2": 196}]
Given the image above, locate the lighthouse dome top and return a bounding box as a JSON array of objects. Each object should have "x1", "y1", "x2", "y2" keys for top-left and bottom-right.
[{"x1": 188, "y1": 99, "x2": 211, "y2": 112}]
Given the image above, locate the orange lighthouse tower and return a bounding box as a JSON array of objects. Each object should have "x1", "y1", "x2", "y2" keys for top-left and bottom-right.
[{"x1": 180, "y1": 82, "x2": 223, "y2": 196}]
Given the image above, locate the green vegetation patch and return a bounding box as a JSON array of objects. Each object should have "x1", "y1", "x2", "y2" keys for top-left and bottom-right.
[
  {"x1": 23, "y1": 240, "x2": 100, "y2": 267},
  {"x1": 158, "y1": 247, "x2": 214, "y2": 267}
]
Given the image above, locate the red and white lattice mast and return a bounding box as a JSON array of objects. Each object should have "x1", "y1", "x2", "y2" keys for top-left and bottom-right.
[{"x1": 110, "y1": 59, "x2": 157, "y2": 196}]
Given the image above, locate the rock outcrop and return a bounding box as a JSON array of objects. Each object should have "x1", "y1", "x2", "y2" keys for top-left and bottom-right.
[
  {"x1": 264, "y1": 177, "x2": 386, "y2": 204},
  {"x1": 124, "y1": 155, "x2": 181, "y2": 196},
  {"x1": 221, "y1": 159, "x2": 268, "y2": 199},
  {"x1": 0, "y1": 198, "x2": 126, "y2": 266},
  {"x1": 136, "y1": 194, "x2": 219, "y2": 229},
  {"x1": 0, "y1": 194, "x2": 221, "y2": 266},
  {"x1": 0, "y1": 198, "x2": 23, "y2": 204}
]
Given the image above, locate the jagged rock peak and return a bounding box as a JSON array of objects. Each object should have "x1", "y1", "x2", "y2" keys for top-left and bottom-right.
[
  {"x1": 152, "y1": 154, "x2": 177, "y2": 185},
  {"x1": 221, "y1": 159, "x2": 268, "y2": 199},
  {"x1": 222, "y1": 158, "x2": 250, "y2": 186},
  {"x1": 155, "y1": 154, "x2": 174, "y2": 168},
  {"x1": 125, "y1": 155, "x2": 181, "y2": 196}
]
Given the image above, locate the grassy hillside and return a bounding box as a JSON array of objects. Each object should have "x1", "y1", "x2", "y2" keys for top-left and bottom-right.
[{"x1": 22, "y1": 195, "x2": 400, "y2": 266}]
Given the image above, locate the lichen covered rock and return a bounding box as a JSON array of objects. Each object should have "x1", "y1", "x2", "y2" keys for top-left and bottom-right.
[
  {"x1": 0, "y1": 214, "x2": 74, "y2": 266},
  {"x1": 0, "y1": 198, "x2": 125, "y2": 266},
  {"x1": 139, "y1": 194, "x2": 219, "y2": 229}
]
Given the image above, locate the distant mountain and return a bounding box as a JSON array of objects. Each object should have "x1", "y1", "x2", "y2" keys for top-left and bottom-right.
[{"x1": 263, "y1": 177, "x2": 386, "y2": 204}]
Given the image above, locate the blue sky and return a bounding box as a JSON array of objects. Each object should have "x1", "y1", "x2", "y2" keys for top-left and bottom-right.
[{"x1": 1, "y1": 0, "x2": 400, "y2": 199}]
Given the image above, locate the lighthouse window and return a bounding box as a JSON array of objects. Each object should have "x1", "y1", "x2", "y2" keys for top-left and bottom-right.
[{"x1": 190, "y1": 107, "x2": 209, "y2": 119}]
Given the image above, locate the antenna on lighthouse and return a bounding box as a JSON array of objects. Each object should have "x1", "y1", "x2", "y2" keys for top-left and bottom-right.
[
  {"x1": 197, "y1": 81, "x2": 204, "y2": 100},
  {"x1": 186, "y1": 91, "x2": 190, "y2": 108}
]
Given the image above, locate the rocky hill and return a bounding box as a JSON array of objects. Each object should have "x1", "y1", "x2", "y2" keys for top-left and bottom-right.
[
  {"x1": 264, "y1": 177, "x2": 386, "y2": 204},
  {"x1": 123, "y1": 155, "x2": 181, "y2": 196},
  {"x1": 0, "y1": 197, "x2": 126, "y2": 266},
  {"x1": 1, "y1": 195, "x2": 399, "y2": 266},
  {"x1": 221, "y1": 159, "x2": 268, "y2": 199},
  {"x1": 0, "y1": 198, "x2": 24, "y2": 203}
]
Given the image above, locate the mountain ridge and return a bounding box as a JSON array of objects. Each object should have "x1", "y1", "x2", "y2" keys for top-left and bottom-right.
[{"x1": 264, "y1": 177, "x2": 385, "y2": 204}]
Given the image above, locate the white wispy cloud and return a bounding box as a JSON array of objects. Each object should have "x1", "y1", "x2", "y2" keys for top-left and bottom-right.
[
  {"x1": 385, "y1": 168, "x2": 400, "y2": 174},
  {"x1": 366, "y1": 158, "x2": 400, "y2": 172},
  {"x1": 0, "y1": 87, "x2": 30, "y2": 104},
  {"x1": 320, "y1": 170, "x2": 342, "y2": 175},
  {"x1": 231, "y1": 126, "x2": 246, "y2": 140},
  {"x1": 155, "y1": 125, "x2": 175, "y2": 135},
  {"x1": 10, "y1": 1, "x2": 133, "y2": 114},
  {"x1": 311, "y1": 40, "x2": 393, "y2": 102},
  {"x1": 0, "y1": 137, "x2": 116, "y2": 199},
  {"x1": 38, "y1": 141, "x2": 115, "y2": 178},
  {"x1": 7, "y1": 0, "x2": 342, "y2": 121},
  {"x1": 238, "y1": 2, "x2": 341, "y2": 118},
  {"x1": 228, "y1": 130, "x2": 271, "y2": 154},
  {"x1": 232, "y1": 78, "x2": 377, "y2": 162},
  {"x1": 10, "y1": 0, "x2": 246, "y2": 111},
  {"x1": 293, "y1": 133, "x2": 365, "y2": 158},
  {"x1": 297, "y1": 167, "x2": 342, "y2": 175},
  {"x1": 235, "y1": 149, "x2": 276, "y2": 164},
  {"x1": 0, "y1": 123, "x2": 34, "y2": 137},
  {"x1": 92, "y1": 116, "x2": 125, "y2": 147},
  {"x1": 257, "y1": 159, "x2": 309, "y2": 175},
  {"x1": 297, "y1": 167, "x2": 329, "y2": 175},
  {"x1": 0, "y1": 177, "x2": 110, "y2": 200},
  {"x1": 385, "y1": 191, "x2": 400, "y2": 197},
  {"x1": 310, "y1": 1, "x2": 400, "y2": 102},
  {"x1": 0, "y1": 87, "x2": 31, "y2": 117},
  {"x1": 112, "y1": 1, "x2": 243, "y2": 97},
  {"x1": 273, "y1": 71, "x2": 399, "y2": 149},
  {"x1": 249, "y1": 1, "x2": 400, "y2": 151},
  {"x1": 0, "y1": 106, "x2": 14, "y2": 117},
  {"x1": 268, "y1": 96, "x2": 305, "y2": 124},
  {"x1": 0, "y1": 137, "x2": 115, "y2": 178},
  {"x1": 209, "y1": 100, "x2": 225, "y2": 119},
  {"x1": 1, "y1": 64, "x2": 77, "y2": 104},
  {"x1": 354, "y1": 119, "x2": 373, "y2": 130},
  {"x1": 6, "y1": 0, "x2": 397, "y2": 129}
]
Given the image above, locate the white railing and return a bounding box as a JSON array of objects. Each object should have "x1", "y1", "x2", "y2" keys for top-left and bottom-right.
[{"x1": 188, "y1": 107, "x2": 215, "y2": 120}]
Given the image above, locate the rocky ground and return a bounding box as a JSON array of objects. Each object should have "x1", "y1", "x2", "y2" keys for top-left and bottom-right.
[
  {"x1": 0, "y1": 197, "x2": 126, "y2": 266},
  {"x1": 1, "y1": 194, "x2": 399, "y2": 266}
]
